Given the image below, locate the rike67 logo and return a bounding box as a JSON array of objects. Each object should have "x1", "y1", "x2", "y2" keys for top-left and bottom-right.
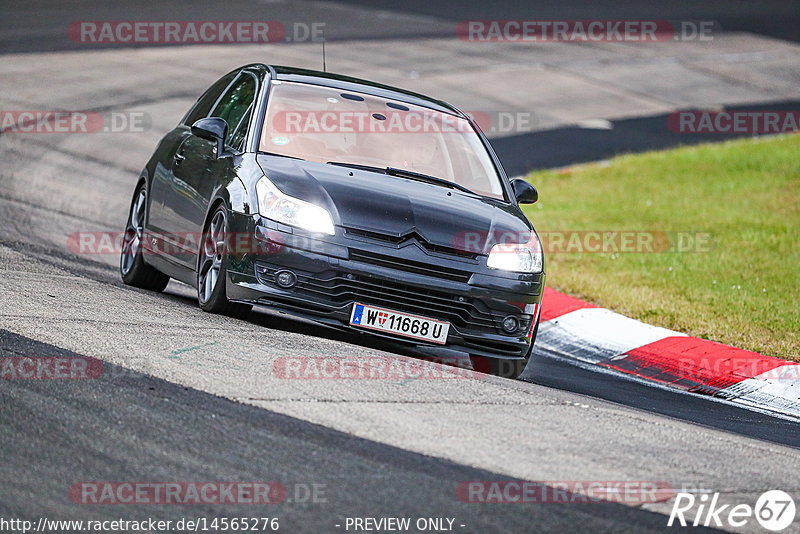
[{"x1": 669, "y1": 490, "x2": 796, "y2": 531}]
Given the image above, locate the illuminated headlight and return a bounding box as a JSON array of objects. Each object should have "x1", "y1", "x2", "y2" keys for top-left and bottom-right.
[
  {"x1": 486, "y1": 233, "x2": 543, "y2": 273},
  {"x1": 256, "y1": 176, "x2": 335, "y2": 236}
]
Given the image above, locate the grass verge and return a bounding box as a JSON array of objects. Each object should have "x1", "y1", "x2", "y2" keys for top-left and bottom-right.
[{"x1": 522, "y1": 134, "x2": 799, "y2": 361}]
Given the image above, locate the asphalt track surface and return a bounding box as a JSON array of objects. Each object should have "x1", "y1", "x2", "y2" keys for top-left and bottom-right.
[
  {"x1": 1, "y1": 2, "x2": 799, "y2": 533},
  {"x1": 1, "y1": 330, "x2": 722, "y2": 533},
  {"x1": 490, "y1": 99, "x2": 800, "y2": 174},
  {"x1": 335, "y1": 0, "x2": 800, "y2": 43},
  {"x1": 4, "y1": 0, "x2": 799, "y2": 53}
]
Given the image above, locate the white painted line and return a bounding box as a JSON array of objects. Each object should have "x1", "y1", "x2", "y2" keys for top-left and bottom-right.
[{"x1": 575, "y1": 118, "x2": 614, "y2": 130}]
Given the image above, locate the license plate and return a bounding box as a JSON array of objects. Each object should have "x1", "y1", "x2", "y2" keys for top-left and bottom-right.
[{"x1": 349, "y1": 303, "x2": 450, "y2": 344}]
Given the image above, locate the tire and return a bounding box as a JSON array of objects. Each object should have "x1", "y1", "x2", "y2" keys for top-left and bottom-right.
[
  {"x1": 196, "y1": 205, "x2": 252, "y2": 318},
  {"x1": 120, "y1": 184, "x2": 170, "y2": 292},
  {"x1": 472, "y1": 316, "x2": 539, "y2": 380},
  {"x1": 491, "y1": 335, "x2": 535, "y2": 379}
]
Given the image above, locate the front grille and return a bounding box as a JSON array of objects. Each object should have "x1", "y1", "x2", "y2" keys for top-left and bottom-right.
[
  {"x1": 349, "y1": 249, "x2": 472, "y2": 283},
  {"x1": 345, "y1": 227, "x2": 403, "y2": 244},
  {"x1": 344, "y1": 227, "x2": 478, "y2": 260},
  {"x1": 255, "y1": 264, "x2": 533, "y2": 348},
  {"x1": 307, "y1": 273, "x2": 530, "y2": 335}
]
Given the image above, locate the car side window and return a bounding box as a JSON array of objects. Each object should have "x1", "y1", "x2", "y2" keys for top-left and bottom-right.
[
  {"x1": 210, "y1": 72, "x2": 257, "y2": 150},
  {"x1": 228, "y1": 105, "x2": 253, "y2": 152},
  {"x1": 182, "y1": 71, "x2": 238, "y2": 126}
]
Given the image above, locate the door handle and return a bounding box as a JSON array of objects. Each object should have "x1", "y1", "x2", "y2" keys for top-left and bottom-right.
[{"x1": 174, "y1": 152, "x2": 186, "y2": 164}]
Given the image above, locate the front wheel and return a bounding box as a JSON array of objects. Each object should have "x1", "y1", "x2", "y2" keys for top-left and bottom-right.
[
  {"x1": 120, "y1": 184, "x2": 170, "y2": 292},
  {"x1": 472, "y1": 318, "x2": 539, "y2": 379},
  {"x1": 488, "y1": 349, "x2": 532, "y2": 380},
  {"x1": 197, "y1": 206, "x2": 252, "y2": 318}
]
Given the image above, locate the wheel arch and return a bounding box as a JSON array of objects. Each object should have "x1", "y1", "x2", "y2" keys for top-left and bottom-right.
[
  {"x1": 133, "y1": 170, "x2": 150, "y2": 226},
  {"x1": 203, "y1": 194, "x2": 230, "y2": 230},
  {"x1": 196, "y1": 196, "x2": 230, "y2": 271}
]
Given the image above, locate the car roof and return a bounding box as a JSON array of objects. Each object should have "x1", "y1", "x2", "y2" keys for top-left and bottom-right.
[{"x1": 240, "y1": 63, "x2": 465, "y2": 117}]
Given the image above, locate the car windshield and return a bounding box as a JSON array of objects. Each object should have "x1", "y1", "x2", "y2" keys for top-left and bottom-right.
[{"x1": 259, "y1": 81, "x2": 506, "y2": 200}]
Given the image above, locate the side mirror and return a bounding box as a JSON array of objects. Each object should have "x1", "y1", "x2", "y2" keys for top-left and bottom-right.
[
  {"x1": 191, "y1": 117, "x2": 227, "y2": 156},
  {"x1": 511, "y1": 179, "x2": 538, "y2": 204}
]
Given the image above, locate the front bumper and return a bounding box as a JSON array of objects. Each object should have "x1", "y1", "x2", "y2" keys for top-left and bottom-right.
[{"x1": 226, "y1": 213, "x2": 545, "y2": 360}]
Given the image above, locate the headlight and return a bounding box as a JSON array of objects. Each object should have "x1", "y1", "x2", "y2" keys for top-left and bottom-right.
[
  {"x1": 256, "y1": 176, "x2": 335, "y2": 236},
  {"x1": 486, "y1": 232, "x2": 543, "y2": 273}
]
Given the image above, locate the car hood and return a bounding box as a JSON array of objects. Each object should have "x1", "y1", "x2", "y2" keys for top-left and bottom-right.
[{"x1": 256, "y1": 154, "x2": 534, "y2": 255}]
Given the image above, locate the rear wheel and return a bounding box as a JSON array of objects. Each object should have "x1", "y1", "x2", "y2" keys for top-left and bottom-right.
[
  {"x1": 197, "y1": 206, "x2": 252, "y2": 318},
  {"x1": 120, "y1": 184, "x2": 170, "y2": 292}
]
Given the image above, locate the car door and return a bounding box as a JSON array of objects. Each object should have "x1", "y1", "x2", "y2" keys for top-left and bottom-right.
[
  {"x1": 155, "y1": 71, "x2": 258, "y2": 270},
  {"x1": 147, "y1": 70, "x2": 238, "y2": 254}
]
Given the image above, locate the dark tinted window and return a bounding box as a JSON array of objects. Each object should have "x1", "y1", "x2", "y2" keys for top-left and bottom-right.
[
  {"x1": 228, "y1": 107, "x2": 253, "y2": 152},
  {"x1": 182, "y1": 71, "x2": 238, "y2": 126},
  {"x1": 211, "y1": 73, "x2": 257, "y2": 149}
]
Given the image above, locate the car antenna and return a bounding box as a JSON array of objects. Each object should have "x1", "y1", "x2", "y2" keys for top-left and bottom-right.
[{"x1": 322, "y1": 30, "x2": 327, "y2": 72}]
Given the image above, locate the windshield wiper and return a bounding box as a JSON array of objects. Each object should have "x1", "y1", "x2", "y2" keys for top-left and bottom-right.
[
  {"x1": 386, "y1": 167, "x2": 476, "y2": 195},
  {"x1": 259, "y1": 151, "x2": 305, "y2": 160},
  {"x1": 327, "y1": 161, "x2": 387, "y2": 173},
  {"x1": 327, "y1": 162, "x2": 478, "y2": 196}
]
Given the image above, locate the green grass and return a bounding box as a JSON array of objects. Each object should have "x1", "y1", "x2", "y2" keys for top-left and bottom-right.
[{"x1": 522, "y1": 134, "x2": 800, "y2": 361}]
